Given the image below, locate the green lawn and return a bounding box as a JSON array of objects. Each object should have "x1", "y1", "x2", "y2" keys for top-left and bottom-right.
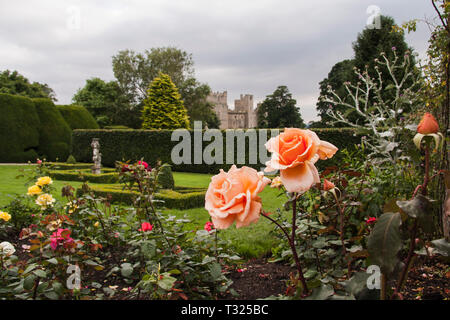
[{"x1": 0, "y1": 165, "x2": 287, "y2": 258}]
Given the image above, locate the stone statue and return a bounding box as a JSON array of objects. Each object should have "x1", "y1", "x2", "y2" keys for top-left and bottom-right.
[{"x1": 91, "y1": 138, "x2": 102, "y2": 174}]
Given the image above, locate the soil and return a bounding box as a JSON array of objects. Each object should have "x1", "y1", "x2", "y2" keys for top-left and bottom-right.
[
  {"x1": 221, "y1": 257, "x2": 449, "y2": 300},
  {"x1": 222, "y1": 258, "x2": 295, "y2": 300}
]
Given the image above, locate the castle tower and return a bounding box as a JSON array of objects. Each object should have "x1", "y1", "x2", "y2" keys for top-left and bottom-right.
[
  {"x1": 207, "y1": 91, "x2": 258, "y2": 129},
  {"x1": 207, "y1": 91, "x2": 229, "y2": 129}
]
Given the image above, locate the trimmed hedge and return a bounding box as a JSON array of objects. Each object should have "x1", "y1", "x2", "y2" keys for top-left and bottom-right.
[
  {"x1": 57, "y1": 104, "x2": 99, "y2": 130},
  {"x1": 49, "y1": 169, "x2": 118, "y2": 183},
  {"x1": 76, "y1": 185, "x2": 206, "y2": 209},
  {"x1": 0, "y1": 93, "x2": 41, "y2": 162},
  {"x1": 72, "y1": 128, "x2": 362, "y2": 174},
  {"x1": 47, "y1": 162, "x2": 94, "y2": 170},
  {"x1": 33, "y1": 98, "x2": 72, "y2": 161}
]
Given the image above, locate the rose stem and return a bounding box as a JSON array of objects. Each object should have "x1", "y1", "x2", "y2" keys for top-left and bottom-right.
[
  {"x1": 392, "y1": 143, "x2": 430, "y2": 298},
  {"x1": 291, "y1": 196, "x2": 309, "y2": 295}
]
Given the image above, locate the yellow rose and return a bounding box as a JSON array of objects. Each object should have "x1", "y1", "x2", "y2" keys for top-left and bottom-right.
[
  {"x1": 36, "y1": 176, "x2": 53, "y2": 187},
  {"x1": 270, "y1": 176, "x2": 283, "y2": 188},
  {"x1": 94, "y1": 221, "x2": 100, "y2": 228},
  {"x1": 35, "y1": 193, "x2": 55, "y2": 210},
  {"x1": 27, "y1": 185, "x2": 42, "y2": 196},
  {"x1": 0, "y1": 211, "x2": 11, "y2": 222}
]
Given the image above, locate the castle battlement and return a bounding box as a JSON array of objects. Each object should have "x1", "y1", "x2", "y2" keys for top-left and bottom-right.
[{"x1": 207, "y1": 91, "x2": 257, "y2": 129}]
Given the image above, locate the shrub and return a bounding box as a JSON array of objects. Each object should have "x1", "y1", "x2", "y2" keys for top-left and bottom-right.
[
  {"x1": 76, "y1": 185, "x2": 206, "y2": 209},
  {"x1": 57, "y1": 104, "x2": 99, "y2": 130},
  {"x1": 157, "y1": 164, "x2": 175, "y2": 189},
  {"x1": 33, "y1": 98, "x2": 72, "y2": 161},
  {"x1": 141, "y1": 73, "x2": 190, "y2": 129},
  {"x1": 66, "y1": 155, "x2": 77, "y2": 164},
  {"x1": 47, "y1": 162, "x2": 93, "y2": 170},
  {"x1": 72, "y1": 128, "x2": 362, "y2": 174},
  {"x1": 49, "y1": 169, "x2": 118, "y2": 183},
  {"x1": 0, "y1": 93, "x2": 40, "y2": 162}
]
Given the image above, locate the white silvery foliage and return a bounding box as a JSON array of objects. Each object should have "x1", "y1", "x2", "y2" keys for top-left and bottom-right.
[{"x1": 319, "y1": 50, "x2": 423, "y2": 164}]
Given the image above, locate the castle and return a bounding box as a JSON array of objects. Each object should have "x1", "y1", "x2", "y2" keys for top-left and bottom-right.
[{"x1": 207, "y1": 91, "x2": 258, "y2": 129}]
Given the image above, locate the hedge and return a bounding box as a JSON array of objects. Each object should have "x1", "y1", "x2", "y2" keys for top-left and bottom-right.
[
  {"x1": 76, "y1": 185, "x2": 206, "y2": 209},
  {"x1": 57, "y1": 105, "x2": 99, "y2": 130},
  {"x1": 49, "y1": 169, "x2": 118, "y2": 184},
  {"x1": 0, "y1": 93, "x2": 41, "y2": 162},
  {"x1": 47, "y1": 162, "x2": 94, "y2": 170},
  {"x1": 33, "y1": 98, "x2": 72, "y2": 162},
  {"x1": 72, "y1": 128, "x2": 362, "y2": 174}
]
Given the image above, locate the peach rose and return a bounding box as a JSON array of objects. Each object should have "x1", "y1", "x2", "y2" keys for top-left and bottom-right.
[
  {"x1": 417, "y1": 112, "x2": 439, "y2": 134},
  {"x1": 264, "y1": 128, "x2": 338, "y2": 193},
  {"x1": 205, "y1": 165, "x2": 271, "y2": 229}
]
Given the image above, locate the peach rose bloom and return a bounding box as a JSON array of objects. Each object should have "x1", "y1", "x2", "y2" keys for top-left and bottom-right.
[
  {"x1": 417, "y1": 113, "x2": 439, "y2": 134},
  {"x1": 264, "y1": 128, "x2": 338, "y2": 193},
  {"x1": 205, "y1": 165, "x2": 271, "y2": 229}
]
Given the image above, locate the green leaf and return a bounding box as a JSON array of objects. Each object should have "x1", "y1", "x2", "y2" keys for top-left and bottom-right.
[
  {"x1": 44, "y1": 291, "x2": 59, "y2": 300},
  {"x1": 208, "y1": 262, "x2": 223, "y2": 281},
  {"x1": 46, "y1": 258, "x2": 58, "y2": 265},
  {"x1": 33, "y1": 269, "x2": 47, "y2": 278},
  {"x1": 367, "y1": 212, "x2": 402, "y2": 275},
  {"x1": 397, "y1": 195, "x2": 432, "y2": 219},
  {"x1": 342, "y1": 272, "x2": 370, "y2": 297},
  {"x1": 158, "y1": 273, "x2": 177, "y2": 291},
  {"x1": 430, "y1": 238, "x2": 450, "y2": 257},
  {"x1": 141, "y1": 240, "x2": 157, "y2": 260},
  {"x1": 23, "y1": 275, "x2": 37, "y2": 291},
  {"x1": 305, "y1": 284, "x2": 334, "y2": 300},
  {"x1": 120, "y1": 263, "x2": 134, "y2": 278},
  {"x1": 52, "y1": 281, "x2": 64, "y2": 296}
]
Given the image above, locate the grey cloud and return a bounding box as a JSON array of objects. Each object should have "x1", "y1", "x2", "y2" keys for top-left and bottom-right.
[{"x1": 0, "y1": 0, "x2": 437, "y2": 121}]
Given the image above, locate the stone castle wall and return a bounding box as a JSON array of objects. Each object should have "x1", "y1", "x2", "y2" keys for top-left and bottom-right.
[{"x1": 207, "y1": 91, "x2": 257, "y2": 129}]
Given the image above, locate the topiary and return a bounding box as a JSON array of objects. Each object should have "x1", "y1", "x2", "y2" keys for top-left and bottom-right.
[
  {"x1": 141, "y1": 73, "x2": 190, "y2": 129},
  {"x1": 66, "y1": 155, "x2": 77, "y2": 164},
  {"x1": 157, "y1": 163, "x2": 175, "y2": 189},
  {"x1": 33, "y1": 98, "x2": 72, "y2": 161},
  {"x1": 0, "y1": 93, "x2": 41, "y2": 162}
]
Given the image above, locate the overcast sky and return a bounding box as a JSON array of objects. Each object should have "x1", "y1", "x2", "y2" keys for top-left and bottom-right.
[{"x1": 0, "y1": 0, "x2": 438, "y2": 122}]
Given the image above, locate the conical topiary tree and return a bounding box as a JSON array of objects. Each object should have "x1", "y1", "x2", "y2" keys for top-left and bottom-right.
[{"x1": 141, "y1": 73, "x2": 190, "y2": 129}]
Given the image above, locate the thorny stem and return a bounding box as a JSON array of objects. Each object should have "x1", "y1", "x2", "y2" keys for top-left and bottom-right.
[
  {"x1": 392, "y1": 143, "x2": 430, "y2": 299},
  {"x1": 262, "y1": 196, "x2": 309, "y2": 296},
  {"x1": 291, "y1": 197, "x2": 309, "y2": 295},
  {"x1": 332, "y1": 191, "x2": 347, "y2": 259}
]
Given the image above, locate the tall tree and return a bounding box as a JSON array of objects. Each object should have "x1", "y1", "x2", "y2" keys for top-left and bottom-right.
[
  {"x1": 257, "y1": 86, "x2": 305, "y2": 129},
  {"x1": 0, "y1": 70, "x2": 56, "y2": 101},
  {"x1": 316, "y1": 15, "x2": 418, "y2": 127},
  {"x1": 141, "y1": 73, "x2": 190, "y2": 130},
  {"x1": 316, "y1": 60, "x2": 356, "y2": 127},
  {"x1": 72, "y1": 78, "x2": 133, "y2": 127},
  {"x1": 112, "y1": 47, "x2": 214, "y2": 127},
  {"x1": 112, "y1": 47, "x2": 194, "y2": 104},
  {"x1": 179, "y1": 78, "x2": 220, "y2": 129}
]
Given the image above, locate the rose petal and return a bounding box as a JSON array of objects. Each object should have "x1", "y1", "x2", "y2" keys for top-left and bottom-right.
[{"x1": 280, "y1": 161, "x2": 320, "y2": 193}]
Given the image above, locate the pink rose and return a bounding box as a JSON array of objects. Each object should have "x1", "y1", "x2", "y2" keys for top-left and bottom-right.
[
  {"x1": 204, "y1": 221, "x2": 214, "y2": 232},
  {"x1": 205, "y1": 165, "x2": 271, "y2": 229},
  {"x1": 139, "y1": 222, "x2": 153, "y2": 232}
]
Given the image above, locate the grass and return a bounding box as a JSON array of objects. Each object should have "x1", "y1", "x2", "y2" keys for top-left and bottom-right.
[{"x1": 0, "y1": 165, "x2": 288, "y2": 258}]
